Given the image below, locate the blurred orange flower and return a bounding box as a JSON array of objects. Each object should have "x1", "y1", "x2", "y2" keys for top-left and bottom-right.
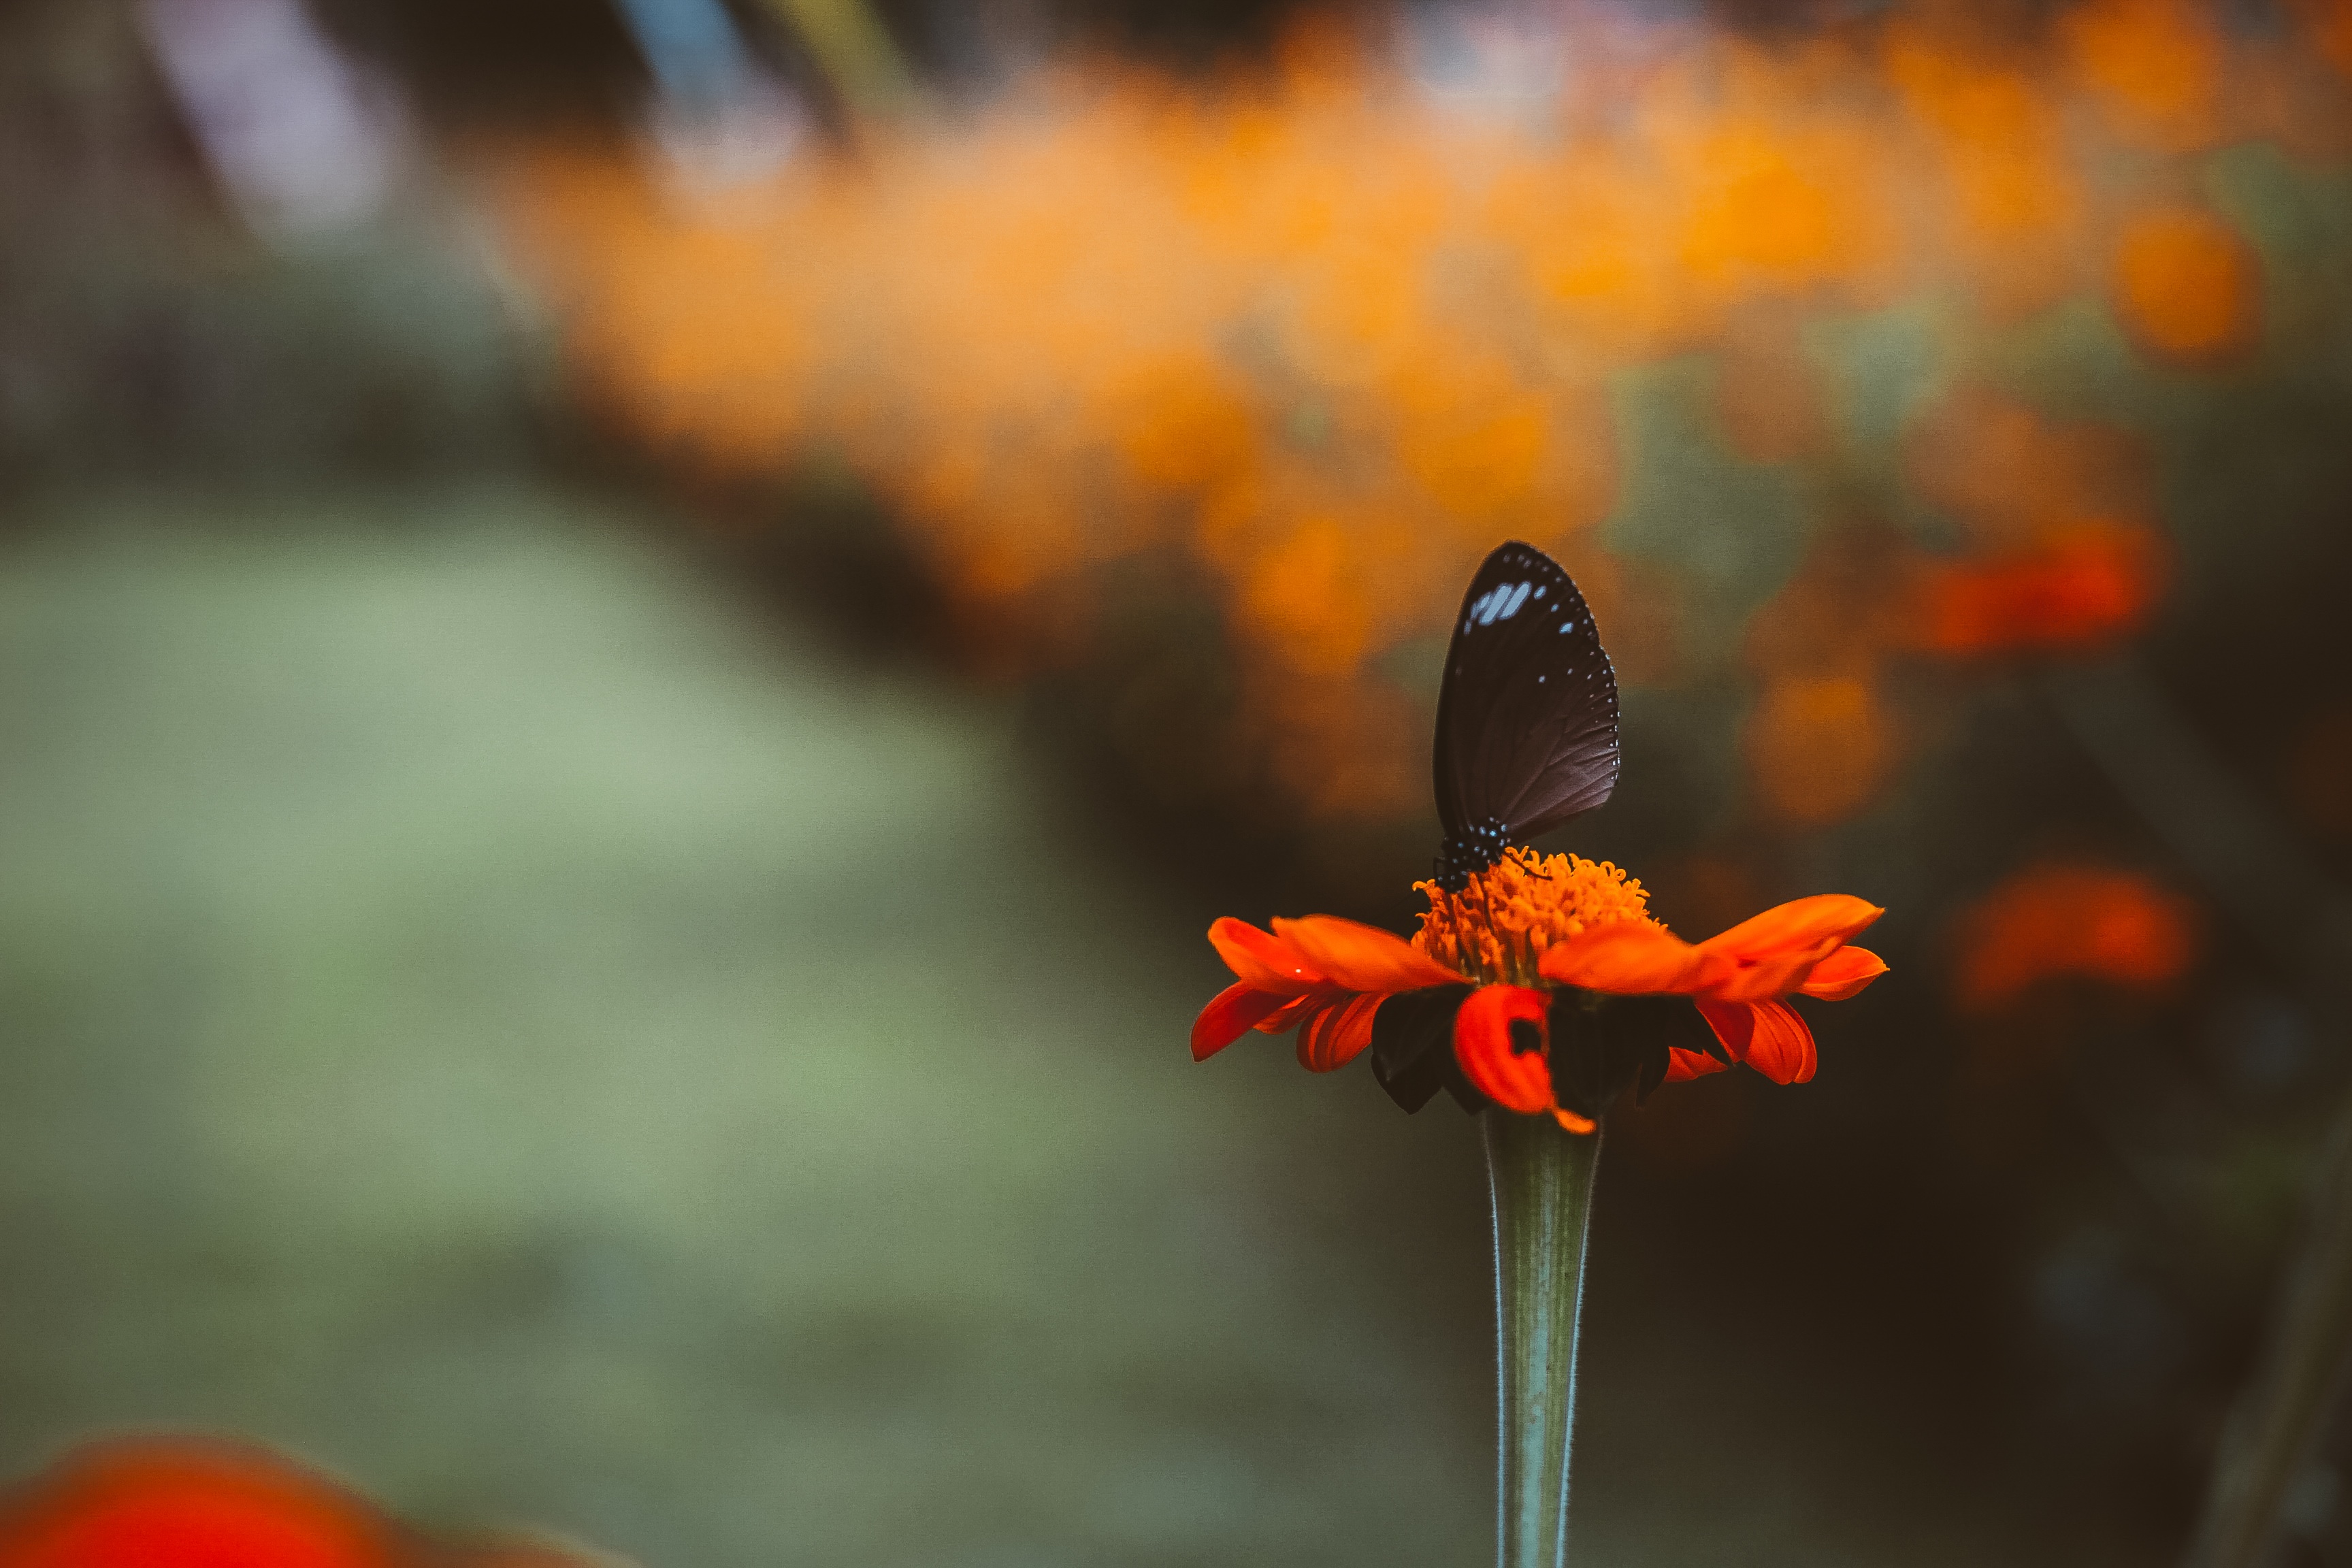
[
  {"x1": 1745, "y1": 674, "x2": 1902, "y2": 826},
  {"x1": 1951, "y1": 863, "x2": 2199, "y2": 1011},
  {"x1": 0, "y1": 1439, "x2": 598, "y2": 1568},
  {"x1": 0, "y1": 1442, "x2": 394, "y2": 1568},
  {"x1": 2061, "y1": 0, "x2": 2229, "y2": 150},
  {"x1": 2111, "y1": 206, "x2": 2264, "y2": 365},
  {"x1": 1194, "y1": 847, "x2": 1885, "y2": 1130},
  {"x1": 497, "y1": 0, "x2": 2293, "y2": 840},
  {"x1": 1908, "y1": 522, "x2": 2168, "y2": 655}
]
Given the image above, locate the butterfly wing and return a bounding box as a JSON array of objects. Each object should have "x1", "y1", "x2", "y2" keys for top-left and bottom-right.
[{"x1": 1433, "y1": 541, "x2": 1620, "y2": 841}]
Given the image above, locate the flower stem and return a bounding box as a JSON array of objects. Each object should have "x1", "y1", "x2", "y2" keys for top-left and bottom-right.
[
  {"x1": 2183, "y1": 1092, "x2": 2352, "y2": 1568},
  {"x1": 1485, "y1": 1109, "x2": 1602, "y2": 1568}
]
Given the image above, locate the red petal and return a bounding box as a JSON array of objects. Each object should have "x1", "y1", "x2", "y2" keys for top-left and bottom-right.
[
  {"x1": 1699, "y1": 896, "x2": 1883, "y2": 964},
  {"x1": 1256, "y1": 990, "x2": 1334, "y2": 1032},
  {"x1": 1697, "y1": 938, "x2": 1843, "y2": 1003},
  {"x1": 1191, "y1": 982, "x2": 1288, "y2": 1062},
  {"x1": 1686, "y1": 896, "x2": 1887, "y2": 1003},
  {"x1": 1273, "y1": 915, "x2": 1460, "y2": 994},
  {"x1": 1797, "y1": 945, "x2": 1888, "y2": 1000},
  {"x1": 1696, "y1": 999, "x2": 1754, "y2": 1064},
  {"x1": 1207, "y1": 917, "x2": 1325, "y2": 996},
  {"x1": 1748, "y1": 1000, "x2": 1819, "y2": 1083},
  {"x1": 1451, "y1": 984, "x2": 1556, "y2": 1114},
  {"x1": 1553, "y1": 1107, "x2": 1598, "y2": 1134},
  {"x1": 1537, "y1": 922, "x2": 1708, "y2": 994},
  {"x1": 1696, "y1": 998, "x2": 1818, "y2": 1084},
  {"x1": 1663, "y1": 1046, "x2": 1730, "y2": 1081},
  {"x1": 1298, "y1": 992, "x2": 1384, "y2": 1072}
]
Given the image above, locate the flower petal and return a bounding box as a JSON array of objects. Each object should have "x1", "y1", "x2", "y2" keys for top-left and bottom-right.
[
  {"x1": 1539, "y1": 921, "x2": 1709, "y2": 994},
  {"x1": 1208, "y1": 917, "x2": 1326, "y2": 995},
  {"x1": 1699, "y1": 895, "x2": 1883, "y2": 964},
  {"x1": 1663, "y1": 1045, "x2": 1730, "y2": 1081},
  {"x1": 1192, "y1": 981, "x2": 1288, "y2": 1061},
  {"x1": 1273, "y1": 915, "x2": 1461, "y2": 994},
  {"x1": 1797, "y1": 945, "x2": 1889, "y2": 1000},
  {"x1": 1553, "y1": 1107, "x2": 1598, "y2": 1134},
  {"x1": 1697, "y1": 938, "x2": 1843, "y2": 1003},
  {"x1": 1452, "y1": 984, "x2": 1556, "y2": 1114},
  {"x1": 1298, "y1": 991, "x2": 1384, "y2": 1072},
  {"x1": 1256, "y1": 990, "x2": 1335, "y2": 1032},
  {"x1": 1696, "y1": 998, "x2": 1818, "y2": 1084}
]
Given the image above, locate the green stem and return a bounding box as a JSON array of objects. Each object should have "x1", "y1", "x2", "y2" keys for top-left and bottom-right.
[
  {"x1": 2183, "y1": 1096, "x2": 2352, "y2": 1568},
  {"x1": 1486, "y1": 1109, "x2": 1602, "y2": 1568}
]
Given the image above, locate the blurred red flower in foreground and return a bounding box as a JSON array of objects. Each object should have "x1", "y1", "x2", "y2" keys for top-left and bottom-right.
[
  {"x1": 1952, "y1": 862, "x2": 2198, "y2": 1011},
  {"x1": 0, "y1": 1439, "x2": 597, "y2": 1568},
  {"x1": 1194, "y1": 847, "x2": 1886, "y2": 1131}
]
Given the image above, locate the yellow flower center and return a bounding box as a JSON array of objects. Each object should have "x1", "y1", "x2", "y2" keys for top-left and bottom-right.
[{"x1": 1412, "y1": 846, "x2": 1663, "y2": 987}]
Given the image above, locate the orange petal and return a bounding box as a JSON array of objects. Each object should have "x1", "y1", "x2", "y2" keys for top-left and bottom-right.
[
  {"x1": 1192, "y1": 981, "x2": 1289, "y2": 1061},
  {"x1": 1539, "y1": 922, "x2": 1708, "y2": 994},
  {"x1": 1553, "y1": 1107, "x2": 1598, "y2": 1134},
  {"x1": 1663, "y1": 1045, "x2": 1730, "y2": 1081},
  {"x1": 0, "y1": 1441, "x2": 390, "y2": 1568},
  {"x1": 1699, "y1": 896, "x2": 1883, "y2": 963},
  {"x1": 1298, "y1": 991, "x2": 1384, "y2": 1072},
  {"x1": 1273, "y1": 915, "x2": 1461, "y2": 994},
  {"x1": 1696, "y1": 998, "x2": 1818, "y2": 1084},
  {"x1": 1256, "y1": 990, "x2": 1335, "y2": 1033},
  {"x1": 1797, "y1": 945, "x2": 1889, "y2": 1000},
  {"x1": 1451, "y1": 984, "x2": 1556, "y2": 1114},
  {"x1": 1208, "y1": 917, "x2": 1326, "y2": 996},
  {"x1": 1697, "y1": 938, "x2": 1844, "y2": 1003}
]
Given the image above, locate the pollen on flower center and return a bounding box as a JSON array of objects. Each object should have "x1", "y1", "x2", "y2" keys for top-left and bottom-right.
[{"x1": 1414, "y1": 846, "x2": 1661, "y2": 987}]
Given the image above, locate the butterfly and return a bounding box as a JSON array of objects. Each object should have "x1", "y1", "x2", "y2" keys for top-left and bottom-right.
[{"x1": 1430, "y1": 541, "x2": 1621, "y2": 891}]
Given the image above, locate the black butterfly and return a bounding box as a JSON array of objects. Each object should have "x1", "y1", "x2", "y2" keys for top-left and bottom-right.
[
  {"x1": 1430, "y1": 540, "x2": 1621, "y2": 891},
  {"x1": 1370, "y1": 542, "x2": 1665, "y2": 1117}
]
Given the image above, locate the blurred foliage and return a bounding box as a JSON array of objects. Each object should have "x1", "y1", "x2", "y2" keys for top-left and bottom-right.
[
  {"x1": 489, "y1": 0, "x2": 2352, "y2": 912},
  {"x1": 0, "y1": 5, "x2": 531, "y2": 492}
]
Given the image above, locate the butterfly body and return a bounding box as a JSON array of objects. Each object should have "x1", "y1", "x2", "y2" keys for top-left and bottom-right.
[
  {"x1": 1433, "y1": 816, "x2": 1512, "y2": 893},
  {"x1": 1430, "y1": 542, "x2": 1620, "y2": 889}
]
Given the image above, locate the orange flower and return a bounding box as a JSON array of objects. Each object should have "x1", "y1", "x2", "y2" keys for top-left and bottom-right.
[
  {"x1": 1908, "y1": 522, "x2": 2166, "y2": 655},
  {"x1": 0, "y1": 1441, "x2": 395, "y2": 1568},
  {"x1": 1195, "y1": 847, "x2": 1886, "y2": 1131},
  {"x1": 1950, "y1": 862, "x2": 2196, "y2": 1011},
  {"x1": 0, "y1": 1439, "x2": 600, "y2": 1568}
]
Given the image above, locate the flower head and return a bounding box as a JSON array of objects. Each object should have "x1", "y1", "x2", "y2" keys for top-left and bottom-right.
[
  {"x1": 1412, "y1": 847, "x2": 1656, "y2": 985},
  {"x1": 1194, "y1": 847, "x2": 1886, "y2": 1132}
]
